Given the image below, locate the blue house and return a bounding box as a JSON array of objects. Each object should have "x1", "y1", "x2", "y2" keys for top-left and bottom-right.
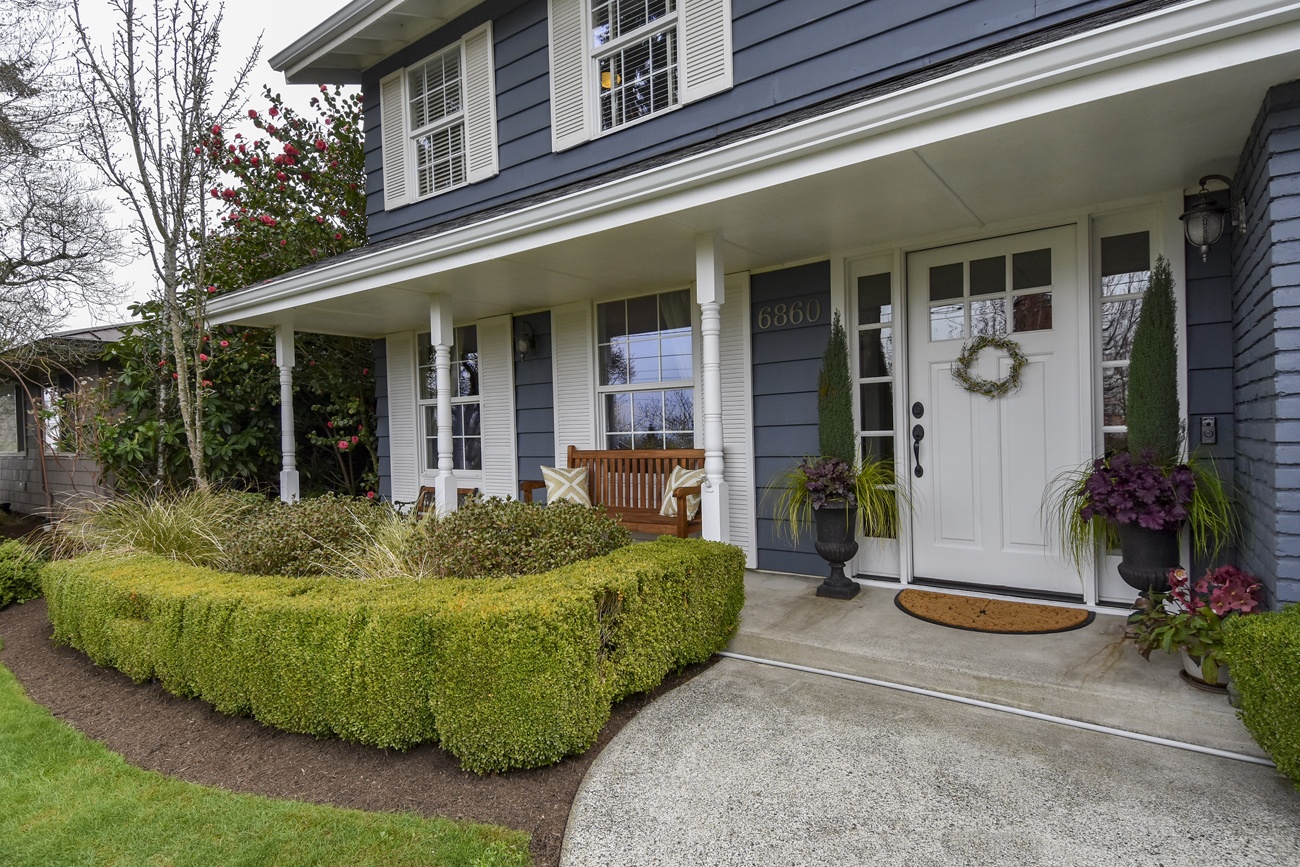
[{"x1": 209, "y1": 0, "x2": 1300, "y2": 609}]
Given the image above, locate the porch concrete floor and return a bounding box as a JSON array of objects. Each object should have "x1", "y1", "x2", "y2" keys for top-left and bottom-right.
[{"x1": 726, "y1": 571, "x2": 1261, "y2": 756}]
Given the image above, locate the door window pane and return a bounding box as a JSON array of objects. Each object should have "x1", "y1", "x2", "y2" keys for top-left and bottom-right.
[
  {"x1": 1101, "y1": 298, "x2": 1141, "y2": 362},
  {"x1": 861, "y1": 435, "x2": 895, "y2": 462},
  {"x1": 1012, "y1": 292, "x2": 1052, "y2": 332},
  {"x1": 930, "y1": 304, "x2": 964, "y2": 341},
  {"x1": 1012, "y1": 248, "x2": 1052, "y2": 290},
  {"x1": 929, "y1": 263, "x2": 963, "y2": 301},
  {"x1": 859, "y1": 328, "x2": 892, "y2": 378},
  {"x1": 971, "y1": 298, "x2": 1006, "y2": 337},
  {"x1": 969, "y1": 256, "x2": 1006, "y2": 296},
  {"x1": 860, "y1": 383, "x2": 893, "y2": 432},
  {"x1": 1101, "y1": 232, "x2": 1149, "y2": 278},
  {"x1": 858, "y1": 273, "x2": 892, "y2": 324},
  {"x1": 1103, "y1": 367, "x2": 1128, "y2": 427}
]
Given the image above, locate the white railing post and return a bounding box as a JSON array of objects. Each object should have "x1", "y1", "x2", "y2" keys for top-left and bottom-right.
[
  {"x1": 697, "y1": 232, "x2": 729, "y2": 542},
  {"x1": 430, "y1": 296, "x2": 457, "y2": 514},
  {"x1": 274, "y1": 324, "x2": 299, "y2": 503}
]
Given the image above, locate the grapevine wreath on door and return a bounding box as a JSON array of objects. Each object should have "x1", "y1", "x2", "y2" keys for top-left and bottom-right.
[{"x1": 951, "y1": 334, "x2": 1028, "y2": 398}]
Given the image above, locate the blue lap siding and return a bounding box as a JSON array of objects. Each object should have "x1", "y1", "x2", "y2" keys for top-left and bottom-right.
[
  {"x1": 513, "y1": 311, "x2": 555, "y2": 501},
  {"x1": 751, "y1": 261, "x2": 831, "y2": 577}
]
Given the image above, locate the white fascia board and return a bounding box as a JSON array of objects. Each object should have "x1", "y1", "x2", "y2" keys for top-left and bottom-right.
[{"x1": 213, "y1": 0, "x2": 1300, "y2": 324}]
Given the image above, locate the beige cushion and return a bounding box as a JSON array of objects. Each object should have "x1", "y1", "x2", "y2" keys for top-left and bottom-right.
[
  {"x1": 541, "y1": 465, "x2": 591, "y2": 506},
  {"x1": 659, "y1": 466, "x2": 705, "y2": 520}
]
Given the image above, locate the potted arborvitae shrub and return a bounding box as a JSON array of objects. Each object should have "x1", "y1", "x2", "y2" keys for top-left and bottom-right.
[
  {"x1": 768, "y1": 312, "x2": 905, "y2": 600},
  {"x1": 1049, "y1": 255, "x2": 1233, "y2": 594}
]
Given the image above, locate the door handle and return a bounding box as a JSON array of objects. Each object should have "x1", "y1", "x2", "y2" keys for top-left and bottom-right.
[{"x1": 912, "y1": 424, "x2": 925, "y2": 478}]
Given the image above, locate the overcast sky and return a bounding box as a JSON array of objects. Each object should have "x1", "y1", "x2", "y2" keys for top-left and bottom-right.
[{"x1": 62, "y1": 0, "x2": 353, "y2": 331}]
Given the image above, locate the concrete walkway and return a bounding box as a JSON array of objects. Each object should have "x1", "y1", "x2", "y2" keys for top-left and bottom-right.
[{"x1": 562, "y1": 573, "x2": 1300, "y2": 865}]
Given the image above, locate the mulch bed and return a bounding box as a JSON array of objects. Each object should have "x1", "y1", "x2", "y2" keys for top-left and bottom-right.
[
  {"x1": 0, "y1": 512, "x2": 46, "y2": 541},
  {"x1": 0, "y1": 598, "x2": 714, "y2": 867}
]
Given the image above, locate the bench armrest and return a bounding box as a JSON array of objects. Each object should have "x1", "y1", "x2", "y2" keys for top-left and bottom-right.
[
  {"x1": 519, "y1": 479, "x2": 545, "y2": 504},
  {"x1": 672, "y1": 485, "x2": 702, "y2": 538}
]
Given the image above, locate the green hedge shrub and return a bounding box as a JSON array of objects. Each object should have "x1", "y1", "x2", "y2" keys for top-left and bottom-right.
[
  {"x1": 41, "y1": 538, "x2": 745, "y2": 773},
  {"x1": 406, "y1": 498, "x2": 632, "y2": 579},
  {"x1": 1223, "y1": 604, "x2": 1300, "y2": 788},
  {"x1": 0, "y1": 540, "x2": 43, "y2": 607},
  {"x1": 223, "y1": 493, "x2": 389, "y2": 576}
]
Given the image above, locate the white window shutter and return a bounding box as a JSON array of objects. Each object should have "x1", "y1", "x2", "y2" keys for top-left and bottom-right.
[
  {"x1": 379, "y1": 70, "x2": 410, "y2": 210},
  {"x1": 476, "y1": 315, "x2": 517, "y2": 498},
  {"x1": 720, "y1": 272, "x2": 756, "y2": 567},
  {"x1": 548, "y1": 0, "x2": 589, "y2": 152},
  {"x1": 550, "y1": 301, "x2": 596, "y2": 463},
  {"x1": 681, "y1": 0, "x2": 732, "y2": 105},
  {"x1": 385, "y1": 332, "x2": 420, "y2": 504},
  {"x1": 462, "y1": 22, "x2": 499, "y2": 184}
]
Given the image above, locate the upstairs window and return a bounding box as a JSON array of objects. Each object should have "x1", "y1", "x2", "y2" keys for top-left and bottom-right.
[
  {"x1": 591, "y1": 0, "x2": 679, "y2": 131},
  {"x1": 548, "y1": 0, "x2": 733, "y2": 151},
  {"x1": 379, "y1": 22, "x2": 498, "y2": 210},
  {"x1": 408, "y1": 47, "x2": 466, "y2": 197}
]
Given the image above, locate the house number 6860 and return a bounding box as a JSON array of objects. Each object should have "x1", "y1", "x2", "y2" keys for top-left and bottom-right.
[{"x1": 757, "y1": 299, "x2": 822, "y2": 329}]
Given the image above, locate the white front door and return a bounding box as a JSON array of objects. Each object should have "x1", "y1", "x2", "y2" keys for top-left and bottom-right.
[{"x1": 906, "y1": 226, "x2": 1086, "y2": 595}]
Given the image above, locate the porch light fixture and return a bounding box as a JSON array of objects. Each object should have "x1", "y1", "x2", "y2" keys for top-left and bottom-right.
[
  {"x1": 1179, "y1": 175, "x2": 1239, "y2": 263},
  {"x1": 515, "y1": 320, "x2": 537, "y2": 361}
]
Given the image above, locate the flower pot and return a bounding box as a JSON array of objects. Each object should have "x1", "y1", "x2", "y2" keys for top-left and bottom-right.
[
  {"x1": 1115, "y1": 523, "x2": 1181, "y2": 594},
  {"x1": 813, "y1": 502, "x2": 859, "y2": 600},
  {"x1": 1179, "y1": 646, "x2": 1230, "y2": 693}
]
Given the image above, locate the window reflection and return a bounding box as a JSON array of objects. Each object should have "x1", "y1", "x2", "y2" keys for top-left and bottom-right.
[{"x1": 597, "y1": 289, "x2": 694, "y2": 449}]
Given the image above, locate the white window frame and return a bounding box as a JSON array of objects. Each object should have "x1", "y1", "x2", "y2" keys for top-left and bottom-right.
[
  {"x1": 406, "y1": 43, "x2": 468, "y2": 201},
  {"x1": 0, "y1": 381, "x2": 22, "y2": 454},
  {"x1": 417, "y1": 326, "x2": 483, "y2": 481},
  {"x1": 588, "y1": 0, "x2": 683, "y2": 136},
  {"x1": 595, "y1": 288, "x2": 696, "y2": 449}
]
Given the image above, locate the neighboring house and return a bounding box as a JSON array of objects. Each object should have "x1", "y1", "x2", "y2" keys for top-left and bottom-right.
[
  {"x1": 208, "y1": 0, "x2": 1300, "y2": 609},
  {"x1": 0, "y1": 325, "x2": 124, "y2": 515}
]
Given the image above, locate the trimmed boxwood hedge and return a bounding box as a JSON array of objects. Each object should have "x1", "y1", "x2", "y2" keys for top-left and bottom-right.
[
  {"x1": 40, "y1": 538, "x2": 744, "y2": 773},
  {"x1": 1223, "y1": 603, "x2": 1300, "y2": 788}
]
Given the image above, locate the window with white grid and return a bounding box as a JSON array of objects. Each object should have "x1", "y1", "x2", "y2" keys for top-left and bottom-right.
[
  {"x1": 596, "y1": 289, "x2": 694, "y2": 449},
  {"x1": 408, "y1": 46, "x2": 466, "y2": 198},
  {"x1": 418, "y1": 327, "x2": 481, "y2": 472},
  {"x1": 591, "y1": 0, "x2": 679, "y2": 132},
  {"x1": 1097, "y1": 231, "x2": 1150, "y2": 456}
]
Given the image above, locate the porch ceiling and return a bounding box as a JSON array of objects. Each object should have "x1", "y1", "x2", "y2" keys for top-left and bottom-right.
[{"x1": 224, "y1": 43, "x2": 1300, "y2": 339}]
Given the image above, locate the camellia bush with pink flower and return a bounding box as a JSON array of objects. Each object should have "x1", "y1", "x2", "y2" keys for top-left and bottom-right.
[
  {"x1": 1128, "y1": 563, "x2": 1263, "y2": 683},
  {"x1": 88, "y1": 86, "x2": 379, "y2": 497}
]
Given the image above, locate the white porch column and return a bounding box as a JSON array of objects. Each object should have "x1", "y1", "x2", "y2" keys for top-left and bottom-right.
[
  {"x1": 429, "y1": 296, "x2": 457, "y2": 514},
  {"x1": 274, "y1": 324, "x2": 300, "y2": 503},
  {"x1": 696, "y1": 232, "x2": 729, "y2": 542}
]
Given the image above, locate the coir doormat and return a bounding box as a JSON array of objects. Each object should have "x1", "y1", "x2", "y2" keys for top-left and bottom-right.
[{"x1": 894, "y1": 588, "x2": 1095, "y2": 635}]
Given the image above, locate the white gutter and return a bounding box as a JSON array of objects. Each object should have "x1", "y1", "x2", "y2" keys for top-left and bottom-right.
[
  {"x1": 719, "y1": 652, "x2": 1276, "y2": 767},
  {"x1": 212, "y1": 0, "x2": 1300, "y2": 324}
]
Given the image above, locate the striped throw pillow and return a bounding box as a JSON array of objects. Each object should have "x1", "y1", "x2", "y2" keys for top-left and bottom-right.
[{"x1": 659, "y1": 466, "x2": 705, "y2": 520}]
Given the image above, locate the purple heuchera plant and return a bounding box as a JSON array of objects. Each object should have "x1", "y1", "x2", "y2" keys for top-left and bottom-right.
[
  {"x1": 798, "y1": 457, "x2": 857, "y2": 509},
  {"x1": 1078, "y1": 449, "x2": 1194, "y2": 531}
]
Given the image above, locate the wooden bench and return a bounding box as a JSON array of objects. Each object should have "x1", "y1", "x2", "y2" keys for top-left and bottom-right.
[
  {"x1": 415, "y1": 485, "x2": 479, "y2": 518},
  {"x1": 519, "y1": 445, "x2": 705, "y2": 538}
]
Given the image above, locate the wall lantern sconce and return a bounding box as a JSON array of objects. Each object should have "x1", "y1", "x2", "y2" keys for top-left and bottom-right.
[
  {"x1": 1179, "y1": 174, "x2": 1241, "y2": 263},
  {"x1": 515, "y1": 320, "x2": 537, "y2": 361}
]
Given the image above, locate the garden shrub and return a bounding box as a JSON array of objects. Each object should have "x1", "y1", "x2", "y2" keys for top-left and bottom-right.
[
  {"x1": 0, "y1": 540, "x2": 43, "y2": 607},
  {"x1": 58, "y1": 488, "x2": 254, "y2": 566},
  {"x1": 406, "y1": 498, "x2": 632, "y2": 579},
  {"x1": 1223, "y1": 603, "x2": 1300, "y2": 788},
  {"x1": 41, "y1": 538, "x2": 745, "y2": 773},
  {"x1": 223, "y1": 493, "x2": 390, "y2": 576}
]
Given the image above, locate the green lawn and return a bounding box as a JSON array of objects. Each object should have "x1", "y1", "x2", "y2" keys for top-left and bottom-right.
[{"x1": 0, "y1": 658, "x2": 530, "y2": 867}]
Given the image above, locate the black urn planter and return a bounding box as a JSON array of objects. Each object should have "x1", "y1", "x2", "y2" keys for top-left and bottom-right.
[
  {"x1": 1116, "y1": 523, "x2": 1181, "y2": 595},
  {"x1": 813, "y1": 502, "x2": 860, "y2": 600}
]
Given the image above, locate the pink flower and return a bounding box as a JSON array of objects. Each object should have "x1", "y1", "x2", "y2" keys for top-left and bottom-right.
[
  {"x1": 367, "y1": 491, "x2": 375, "y2": 499},
  {"x1": 361, "y1": 368, "x2": 368, "y2": 375},
  {"x1": 193, "y1": 146, "x2": 201, "y2": 154},
  {"x1": 276, "y1": 171, "x2": 287, "y2": 181},
  {"x1": 211, "y1": 124, "x2": 221, "y2": 135},
  {"x1": 314, "y1": 139, "x2": 327, "y2": 151},
  {"x1": 357, "y1": 424, "x2": 363, "y2": 431},
  {"x1": 268, "y1": 106, "x2": 278, "y2": 117},
  {"x1": 338, "y1": 440, "x2": 349, "y2": 450},
  {"x1": 202, "y1": 379, "x2": 212, "y2": 386},
  {"x1": 327, "y1": 422, "x2": 333, "y2": 428},
  {"x1": 283, "y1": 143, "x2": 299, "y2": 156},
  {"x1": 280, "y1": 239, "x2": 287, "y2": 246},
  {"x1": 158, "y1": 360, "x2": 167, "y2": 367},
  {"x1": 316, "y1": 215, "x2": 324, "y2": 223},
  {"x1": 199, "y1": 353, "x2": 209, "y2": 362},
  {"x1": 172, "y1": 373, "x2": 178, "y2": 379},
  {"x1": 351, "y1": 436, "x2": 359, "y2": 445},
  {"x1": 248, "y1": 109, "x2": 258, "y2": 118},
  {"x1": 219, "y1": 340, "x2": 229, "y2": 348},
  {"x1": 334, "y1": 233, "x2": 342, "y2": 240},
  {"x1": 207, "y1": 286, "x2": 217, "y2": 293}
]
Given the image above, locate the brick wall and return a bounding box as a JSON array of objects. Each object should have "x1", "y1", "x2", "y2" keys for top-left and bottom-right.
[{"x1": 1232, "y1": 79, "x2": 1300, "y2": 607}]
